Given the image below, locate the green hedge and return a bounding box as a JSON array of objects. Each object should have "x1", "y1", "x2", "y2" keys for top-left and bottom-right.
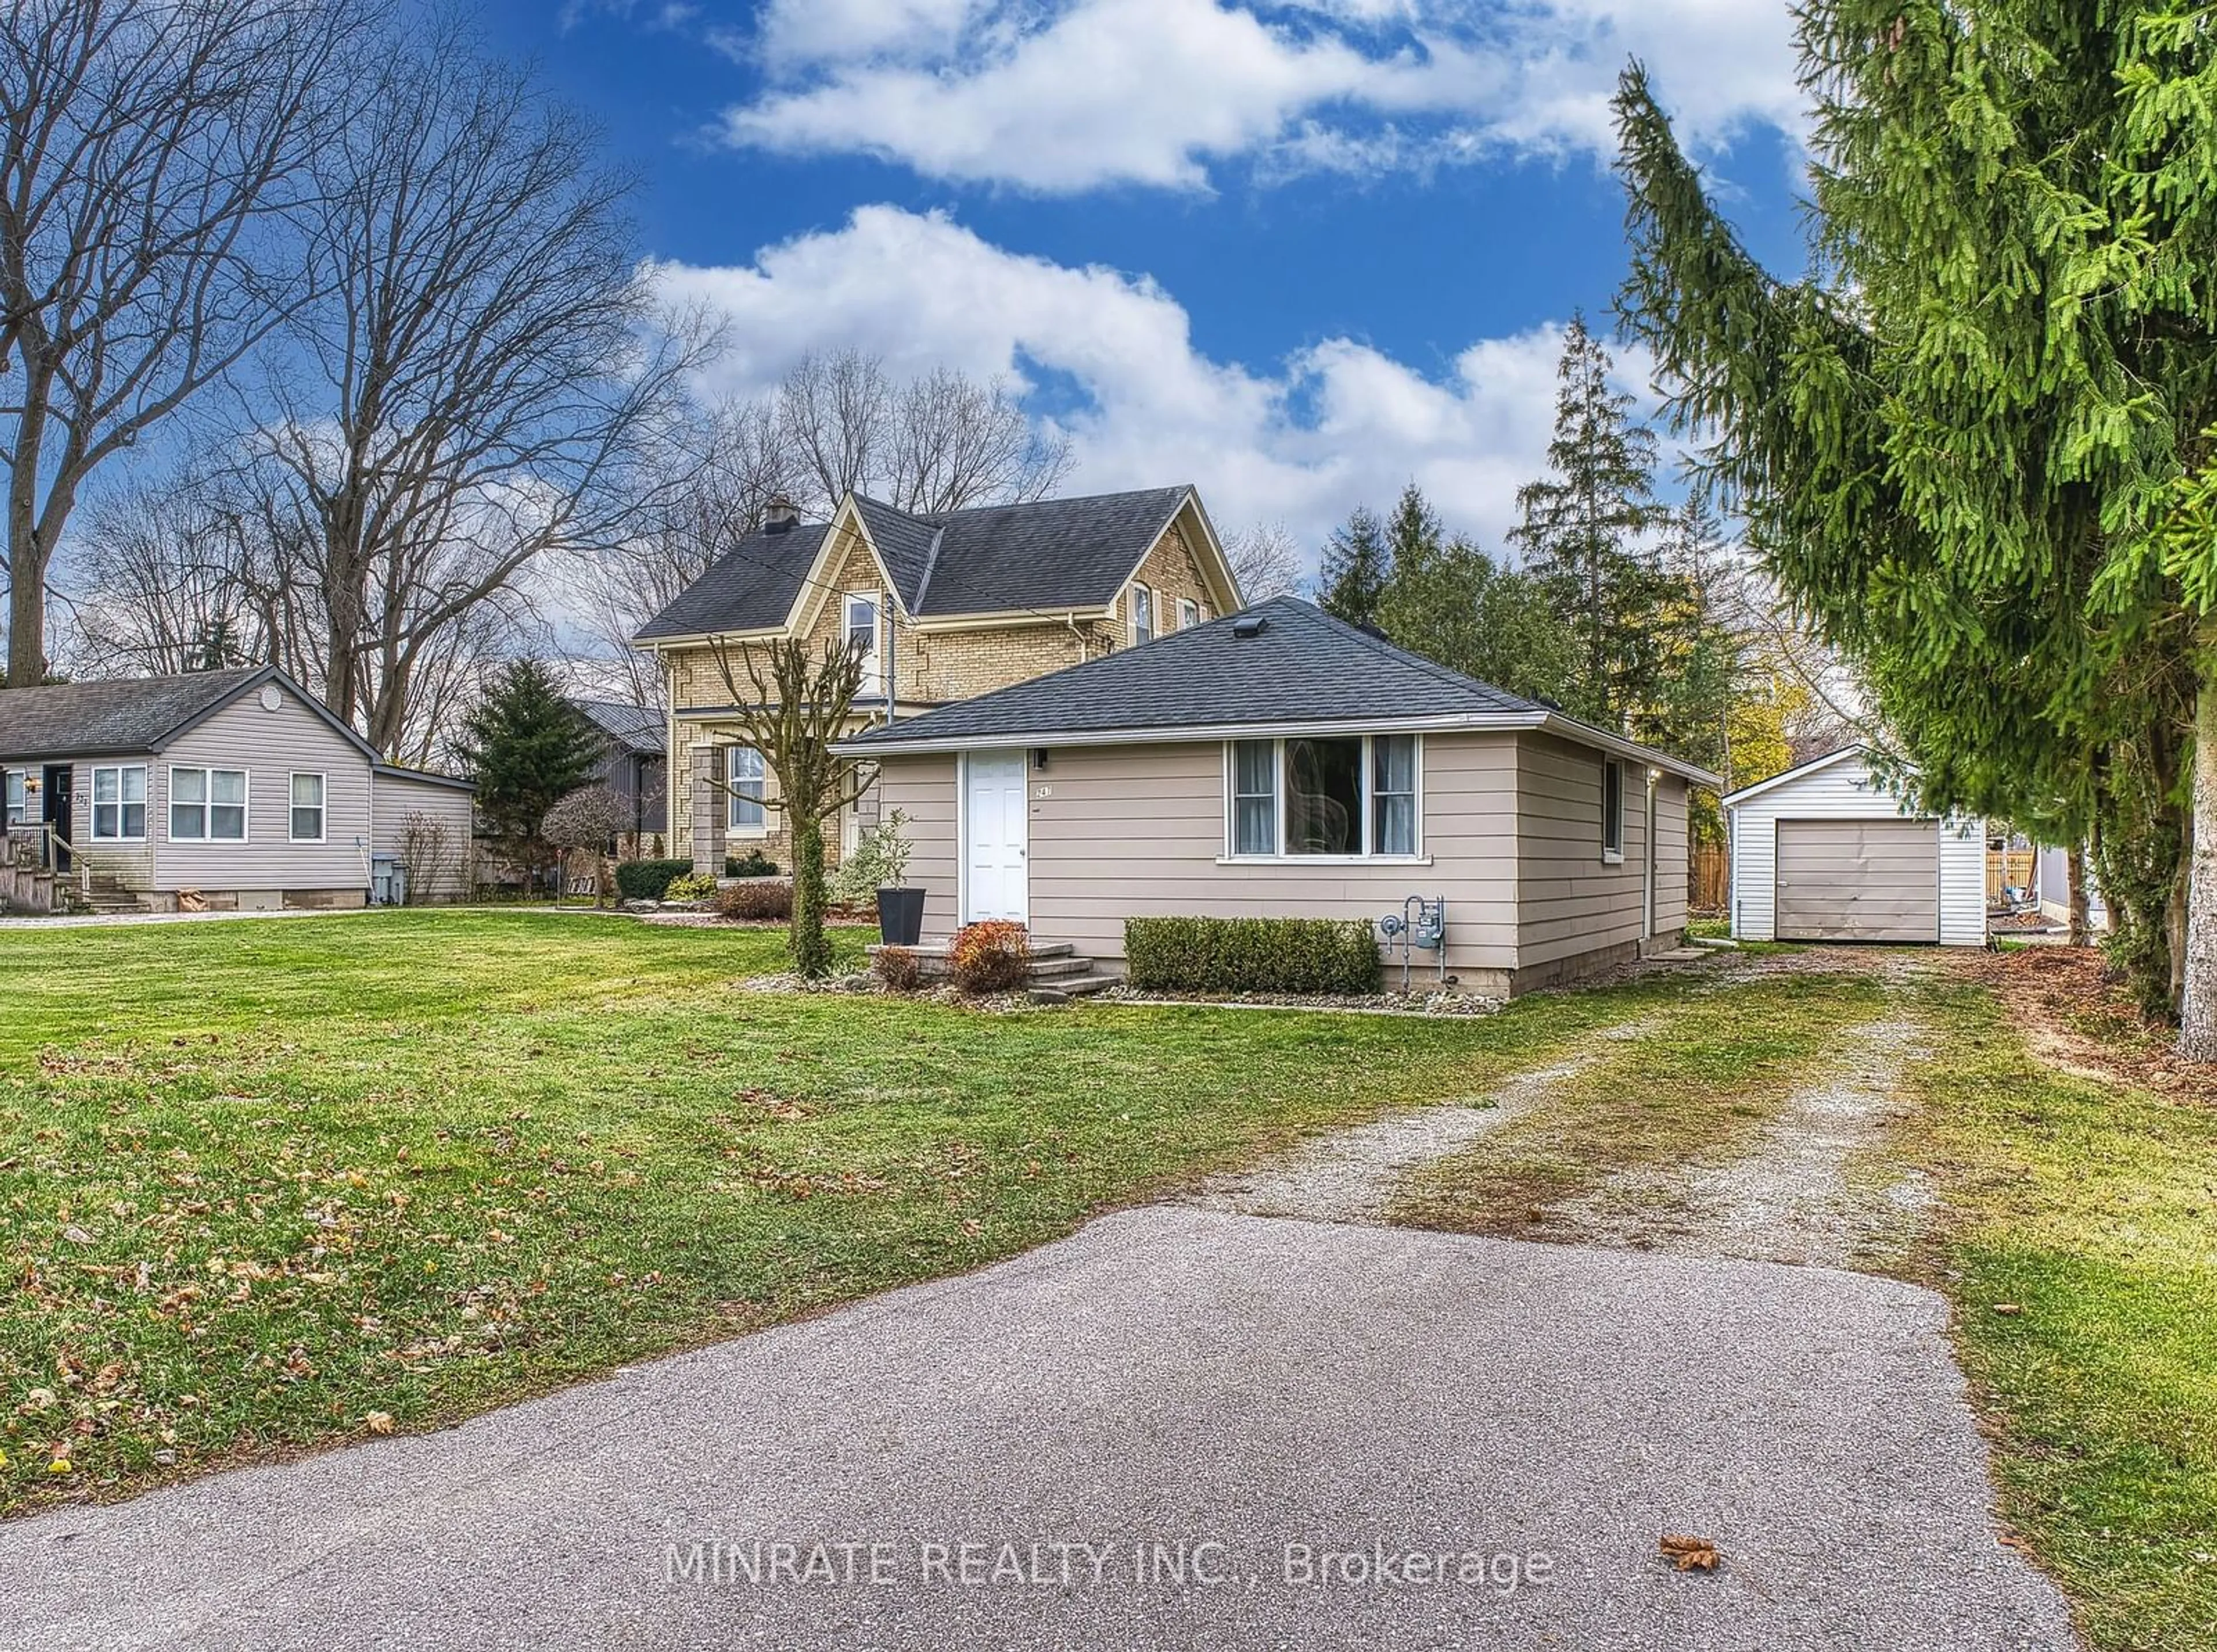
[
  {"x1": 1124, "y1": 916, "x2": 1382, "y2": 995},
  {"x1": 615, "y1": 858, "x2": 693, "y2": 901},
  {"x1": 726, "y1": 850, "x2": 779, "y2": 878}
]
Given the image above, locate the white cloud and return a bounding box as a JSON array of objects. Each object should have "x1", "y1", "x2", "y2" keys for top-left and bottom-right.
[
  {"x1": 719, "y1": 0, "x2": 1802, "y2": 192},
  {"x1": 651, "y1": 204, "x2": 1667, "y2": 566}
]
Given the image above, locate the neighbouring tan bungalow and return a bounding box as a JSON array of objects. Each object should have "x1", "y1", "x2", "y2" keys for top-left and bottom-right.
[
  {"x1": 834, "y1": 596, "x2": 1723, "y2": 998},
  {"x1": 0, "y1": 665, "x2": 475, "y2": 915}
]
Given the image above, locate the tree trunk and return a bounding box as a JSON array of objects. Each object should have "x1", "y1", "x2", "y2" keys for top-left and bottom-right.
[
  {"x1": 2066, "y1": 843, "x2": 2092, "y2": 948},
  {"x1": 789, "y1": 815, "x2": 830, "y2": 978},
  {"x1": 2177, "y1": 654, "x2": 2217, "y2": 1058}
]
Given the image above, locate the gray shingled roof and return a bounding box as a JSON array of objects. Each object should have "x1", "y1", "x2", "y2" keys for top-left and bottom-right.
[
  {"x1": 841, "y1": 597, "x2": 1544, "y2": 747},
  {"x1": 897, "y1": 486, "x2": 1191, "y2": 616},
  {"x1": 632, "y1": 521, "x2": 830, "y2": 642},
  {"x1": 0, "y1": 667, "x2": 271, "y2": 762},
  {"x1": 572, "y1": 699, "x2": 664, "y2": 752},
  {"x1": 631, "y1": 487, "x2": 1196, "y2": 642}
]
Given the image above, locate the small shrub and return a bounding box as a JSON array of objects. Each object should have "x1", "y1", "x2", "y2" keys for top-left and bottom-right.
[
  {"x1": 714, "y1": 879, "x2": 794, "y2": 921},
  {"x1": 947, "y1": 920, "x2": 1031, "y2": 994},
  {"x1": 830, "y1": 809, "x2": 913, "y2": 907},
  {"x1": 662, "y1": 871, "x2": 720, "y2": 903},
  {"x1": 872, "y1": 945, "x2": 924, "y2": 992},
  {"x1": 725, "y1": 849, "x2": 779, "y2": 878},
  {"x1": 615, "y1": 858, "x2": 692, "y2": 901},
  {"x1": 1124, "y1": 916, "x2": 1382, "y2": 995}
]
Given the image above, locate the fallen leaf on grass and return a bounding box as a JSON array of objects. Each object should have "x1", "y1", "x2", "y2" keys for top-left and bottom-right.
[
  {"x1": 364, "y1": 1412, "x2": 394, "y2": 1435},
  {"x1": 1991, "y1": 1303, "x2": 2024, "y2": 1317},
  {"x1": 1660, "y1": 1534, "x2": 1720, "y2": 1572}
]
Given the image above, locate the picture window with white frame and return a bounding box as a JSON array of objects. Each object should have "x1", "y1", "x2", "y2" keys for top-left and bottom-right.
[{"x1": 1225, "y1": 735, "x2": 1420, "y2": 860}]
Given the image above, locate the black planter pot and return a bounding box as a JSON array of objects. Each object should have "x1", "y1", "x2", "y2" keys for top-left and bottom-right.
[{"x1": 878, "y1": 886, "x2": 925, "y2": 946}]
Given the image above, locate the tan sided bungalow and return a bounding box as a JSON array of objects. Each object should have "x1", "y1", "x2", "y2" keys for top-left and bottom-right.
[
  {"x1": 834, "y1": 596, "x2": 1722, "y2": 997},
  {"x1": 0, "y1": 666, "x2": 475, "y2": 914}
]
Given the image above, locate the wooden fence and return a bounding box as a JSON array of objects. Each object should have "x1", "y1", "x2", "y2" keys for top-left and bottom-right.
[
  {"x1": 1987, "y1": 848, "x2": 2035, "y2": 905},
  {"x1": 1689, "y1": 844, "x2": 1729, "y2": 916}
]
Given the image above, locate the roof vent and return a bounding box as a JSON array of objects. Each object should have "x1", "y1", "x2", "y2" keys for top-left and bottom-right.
[
  {"x1": 762, "y1": 494, "x2": 800, "y2": 534},
  {"x1": 1232, "y1": 614, "x2": 1268, "y2": 638}
]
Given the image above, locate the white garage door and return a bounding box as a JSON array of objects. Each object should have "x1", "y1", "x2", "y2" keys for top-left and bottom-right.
[{"x1": 1775, "y1": 819, "x2": 1939, "y2": 942}]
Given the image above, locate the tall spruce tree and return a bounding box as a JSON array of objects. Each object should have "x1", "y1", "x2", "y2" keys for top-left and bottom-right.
[
  {"x1": 1507, "y1": 313, "x2": 1676, "y2": 730},
  {"x1": 1383, "y1": 482, "x2": 1443, "y2": 570},
  {"x1": 1318, "y1": 505, "x2": 1391, "y2": 627},
  {"x1": 456, "y1": 661, "x2": 601, "y2": 896},
  {"x1": 1615, "y1": 5, "x2": 2217, "y2": 1044}
]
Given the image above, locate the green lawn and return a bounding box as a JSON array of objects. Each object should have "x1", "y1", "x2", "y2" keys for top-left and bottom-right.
[
  {"x1": 5, "y1": 913, "x2": 2210, "y2": 1651},
  {"x1": 1901, "y1": 979, "x2": 2217, "y2": 1652},
  {"x1": 0, "y1": 909, "x2": 1669, "y2": 1515}
]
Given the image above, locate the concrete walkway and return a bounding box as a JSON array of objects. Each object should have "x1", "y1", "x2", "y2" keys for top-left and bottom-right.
[{"x1": 4, "y1": 1209, "x2": 2074, "y2": 1651}]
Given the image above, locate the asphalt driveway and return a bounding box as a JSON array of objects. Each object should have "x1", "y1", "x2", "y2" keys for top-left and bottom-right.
[{"x1": 5, "y1": 1207, "x2": 2071, "y2": 1650}]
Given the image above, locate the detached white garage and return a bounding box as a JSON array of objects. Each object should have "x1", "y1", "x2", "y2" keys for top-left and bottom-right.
[{"x1": 1724, "y1": 747, "x2": 1986, "y2": 946}]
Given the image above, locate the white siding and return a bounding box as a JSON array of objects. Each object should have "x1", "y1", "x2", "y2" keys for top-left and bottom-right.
[
  {"x1": 1726, "y1": 751, "x2": 1985, "y2": 946},
  {"x1": 156, "y1": 687, "x2": 374, "y2": 894},
  {"x1": 371, "y1": 773, "x2": 477, "y2": 903},
  {"x1": 1938, "y1": 816, "x2": 1986, "y2": 946}
]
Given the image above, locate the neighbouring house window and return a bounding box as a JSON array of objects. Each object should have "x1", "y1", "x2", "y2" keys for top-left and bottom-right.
[
  {"x1": 1226, "y1": 736, "x2": 1423, "y2": 860},
  {"x1": 92, "y1": 765, "x2": 147, "y2": 841},
  {"x1": 290, "y1": 773, "x2": 326, "y2": 842},
  {"x1": 1371, "y1": 735, "x2": 1417, "y2": 855},
  {"x1": 1602, "y1": 758, "x2": 1624, "y2": 861},
  {"x1": 726, "y1": 745, "x2": 766, "y2": 830},
  {"x1": 1178, "y1": 597, "x2": 1200, "y2": 630},
  {"x1": 1231, "y1": 740, "x2": 1277, "y2": 856},
  {"x1": 1131, "y1": 584, "x2": 1154, "y2": 645},
  {"x1": 170, "y1": 766, "x2": 248, "y2": 842},
  {"x1": 3, "y1": 769, "x2": 23, "y2": 827},
  {"x1": 846, "y1": 593, "x2": 881, "y2": 692}
]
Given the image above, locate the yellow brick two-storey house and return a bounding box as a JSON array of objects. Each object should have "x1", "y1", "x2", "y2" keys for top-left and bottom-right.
[{"x1": 631, "y1": 485, "x2": 1243, "y2": 875}]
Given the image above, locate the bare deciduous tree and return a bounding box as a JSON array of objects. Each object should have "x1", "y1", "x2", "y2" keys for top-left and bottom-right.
[
  {"x1": 234, "y1": 14, "x2": 704, "y2": 756},
  {"x1": 1223, "y1": 521, "x2": 1303, "y2": 602},
  {"x1": 773, "y1": 349, "x2": 1071, "y2": 516},
  {"x1": 60, "y1": 479, "x2": 281, "y2": 677},
  {"x1": 572, "y1": 399, "x2": 803, "y2": 703},
  {"x1": 705, "y1": 634, "x2": 874, "y2": 978},
  {"x1": 0, "y1": 0, "x2": 366, "y2": 685}
]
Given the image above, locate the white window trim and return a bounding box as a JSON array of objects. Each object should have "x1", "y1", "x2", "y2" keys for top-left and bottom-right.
[
  {"x1": 1130, "y1": 583, "x2": 1154, "y2": 646},
  {"x1": 289, "y1": 771, "x2": 328, "y2": 844},
  {"x1": 726, "y1": 744, "x2": 768, "y2": 838},
  {"x1": 1602, "y1": 757, "x2": 1625, "y2": 864},
  {"x1": 167, "y1": 765, "x2": 251, "y2": 845},
  {"x1": 1219, "y1": 735, "x2": 1429, "y2": 864},
  {"x1": 1178, "y1": 596, "x2": 1200, "y2": 631},
  {"x1": 90, "y1": 764, "x2": 148, "y2": 843},
  {"x1": 2, "y1": 767, "x2": 24, "y2": 829},
  {"x1": 845, "y1": 592, "x2": 882, "y2": 693}
]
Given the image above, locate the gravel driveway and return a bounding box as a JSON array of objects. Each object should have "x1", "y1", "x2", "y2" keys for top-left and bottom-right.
[{"x1": 4, "y1": 1208, "x2": 2073, "y2": 1651}]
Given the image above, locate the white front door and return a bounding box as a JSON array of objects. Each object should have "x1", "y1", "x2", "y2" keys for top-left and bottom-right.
[{"x1": 963, "y1": 752, "x2": 1029, "y2": 924}]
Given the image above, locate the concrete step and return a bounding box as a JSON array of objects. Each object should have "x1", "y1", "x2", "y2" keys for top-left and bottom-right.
[
  {"x1": 1025, "y1": 954, "x2": 1099, "y2": 979},
  {"x1": 882, "y1": 940, "x2": 1077, "y2": 962},
  {"x1": 1027, "y1": 973, "x2": 1121, "y2": 1003}
]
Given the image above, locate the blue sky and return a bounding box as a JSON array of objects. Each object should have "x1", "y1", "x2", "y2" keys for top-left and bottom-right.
[{"x1": 485, "y1": 0, "x2": 1813, "y2": 563}]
